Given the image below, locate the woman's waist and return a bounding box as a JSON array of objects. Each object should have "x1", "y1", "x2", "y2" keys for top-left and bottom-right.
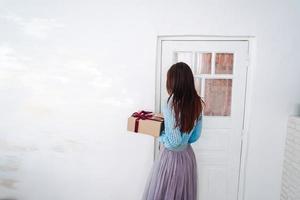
[{"x1": 161, "y1": 143, "x2": 191, "y2": 152}]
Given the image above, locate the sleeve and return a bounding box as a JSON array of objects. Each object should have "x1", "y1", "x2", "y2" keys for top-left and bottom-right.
[
  {"x1": 158, "y1": 101, "x2": 183, "y2": 148},
  {"x1": 158, "y1": 101, "x2": 167, "y2": 143},
  {"x1": 188, "y1": 115, "x2": 203, "y2": 143}
]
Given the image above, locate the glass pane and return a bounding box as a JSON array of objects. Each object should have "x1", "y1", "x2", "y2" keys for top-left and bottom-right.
[
  {"x1": 194, "y1": 78, "x2": 201, "y2": 97},
  {"x1": 215, "y1": 53, "x2": 234, "y2": 74},
  {"x1": 196, "y1": 53, "x2": 212, "y2": 74},
  {"x1": 204, "y1": 79, "x2": 232, "y2": 116},
  {"x1": 174, "y1": 52, "x2": 192, "y2": 67}
]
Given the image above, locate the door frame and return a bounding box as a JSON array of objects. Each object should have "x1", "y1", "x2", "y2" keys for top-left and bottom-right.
[{"x1": 153, "y1": 35, "x2": 256, "y2": 200}]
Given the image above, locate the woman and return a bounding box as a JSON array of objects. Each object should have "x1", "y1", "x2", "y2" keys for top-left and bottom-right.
[{"x1": 142, "y1": 62, "x2": 205, "y2": 200}]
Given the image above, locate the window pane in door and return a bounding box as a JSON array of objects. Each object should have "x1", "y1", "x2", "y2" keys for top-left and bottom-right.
[
  {"x1": 204, "y1": 79, "x2": 232, "y2": 116},
  {"x1": 215, "y1": 53, "x2": 234, "y2": 74},
  {"x1": 194, "y1": 78, "x2": 202, "y2": 97},
  {"x1": 196, "y1": 53, "x2": 212, "y2": 74},
  {"x1": 174, "y1": 52, "x2": 193, "y2": 68}
]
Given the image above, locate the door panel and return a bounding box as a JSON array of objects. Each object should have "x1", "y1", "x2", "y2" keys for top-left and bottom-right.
[{"x1": 158, "y1": 40, "x2": 248, "y2": 200}]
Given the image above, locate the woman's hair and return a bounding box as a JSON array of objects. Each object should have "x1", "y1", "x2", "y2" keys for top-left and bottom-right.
[{"x1": 166, "y1": 62, "x2": 205, "y2": 133}]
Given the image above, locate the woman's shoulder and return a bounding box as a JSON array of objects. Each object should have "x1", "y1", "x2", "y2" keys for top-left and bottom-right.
[
  {"x1": 162, "y1": 97, "x2": 174, "y2": 120},
  {"x1": 162, "y1": 100, "x2": 169, "y2": 116},
  {"x1": 162, "y1": 96, "x2": 171, "y2": 111}
]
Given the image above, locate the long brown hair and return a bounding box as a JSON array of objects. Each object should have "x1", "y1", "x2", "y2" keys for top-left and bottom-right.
[{"x1": 166, "y1": 62, "x2": 205, "y2": 133}]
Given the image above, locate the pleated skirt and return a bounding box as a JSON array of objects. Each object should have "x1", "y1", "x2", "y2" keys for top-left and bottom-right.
[{"x1": 142, "y1": 143, "x2": 198, "y2": 200}]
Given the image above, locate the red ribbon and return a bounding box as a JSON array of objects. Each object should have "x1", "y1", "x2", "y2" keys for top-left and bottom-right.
[{"x1": 131, "y1": 110, "x2": 163, "y2": 132}]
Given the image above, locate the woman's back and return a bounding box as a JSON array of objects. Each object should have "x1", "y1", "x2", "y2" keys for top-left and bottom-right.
[{"x1": 159, "y1": 97, "x2": 203, "y2": 151}]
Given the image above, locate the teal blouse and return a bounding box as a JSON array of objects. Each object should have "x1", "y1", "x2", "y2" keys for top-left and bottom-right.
[{"x1": 158, "y1": 98, "x2": 203, "y2": 151}]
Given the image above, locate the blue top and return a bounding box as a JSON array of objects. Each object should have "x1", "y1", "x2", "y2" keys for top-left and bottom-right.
[{"x1": 158, "y1": 97, "x2": 203, "y2": 151}]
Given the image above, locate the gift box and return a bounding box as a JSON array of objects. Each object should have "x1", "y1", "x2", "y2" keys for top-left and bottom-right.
[{"x1": 127, "y1": 110, "x2": 164, "y2": 137}]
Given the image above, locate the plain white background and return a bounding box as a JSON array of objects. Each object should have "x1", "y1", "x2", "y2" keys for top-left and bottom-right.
[{"x1": 0, "y1": 0, "x2": 299, "y2": 200}]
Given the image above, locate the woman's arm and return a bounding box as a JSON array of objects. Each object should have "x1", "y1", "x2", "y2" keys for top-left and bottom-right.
[
  {"x1": 158, "y1": 101, "x2": 182, "y2": 148},
  {"x1": 159, "y1": 127, "x2": 182, "y2": 148},
  {"x1": 188, "y1": 116, "x2": 203, "y2": 143}
]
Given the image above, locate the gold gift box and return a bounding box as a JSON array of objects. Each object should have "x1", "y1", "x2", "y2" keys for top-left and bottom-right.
[{"x1": 127, "y1": 111, "x2": 164, "y2": 137}]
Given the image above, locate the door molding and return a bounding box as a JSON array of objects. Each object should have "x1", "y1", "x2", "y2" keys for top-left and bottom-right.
[{"x1": 153, "y1": 35, "x2": 256, "y2": 200}]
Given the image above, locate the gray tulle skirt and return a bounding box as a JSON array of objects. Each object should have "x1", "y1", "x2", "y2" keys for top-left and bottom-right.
[{"x1": 142, "y1": 143, "x2": 198, "y2": 200}]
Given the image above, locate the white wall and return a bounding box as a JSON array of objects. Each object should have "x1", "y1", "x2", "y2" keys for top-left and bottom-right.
[{"x1": 0, "y1": 0, "x2": 299, "y2": 200}]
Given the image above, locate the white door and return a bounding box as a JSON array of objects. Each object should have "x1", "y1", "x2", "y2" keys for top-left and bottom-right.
[{"x1": 156, "y1": 40, "x2": 249, "y2": 200}]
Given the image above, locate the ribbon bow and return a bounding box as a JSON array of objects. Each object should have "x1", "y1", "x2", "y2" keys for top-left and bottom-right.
[{"x1": 132, "y1": 110, "x2": 153, "y2": 120}]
